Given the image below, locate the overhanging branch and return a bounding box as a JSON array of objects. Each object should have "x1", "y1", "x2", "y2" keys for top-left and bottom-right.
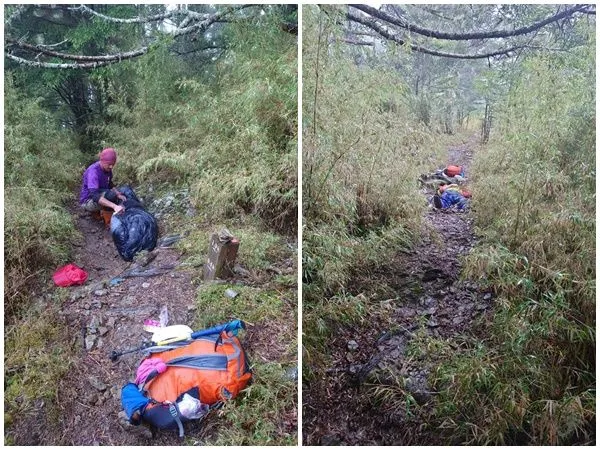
[
  {"x1": 6, "y1": 38, "x2": 148, "y2": 62},
  {"x1": 349, "y1": 4, "x2": 591, "y2": 41},
  {"x1": 347, "y1": 11, "x2": 525, "y2": 60},
  {"x1": 5, "y1": 5, "x2": 254, "y2": 70},
  {"x1": 6, "y1": 53, "x2": 129, "y2": 69}
]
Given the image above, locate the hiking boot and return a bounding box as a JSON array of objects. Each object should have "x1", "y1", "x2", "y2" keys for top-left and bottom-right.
[{"x1": 432, "y1": 195, "x2": 443, "y2": 209}]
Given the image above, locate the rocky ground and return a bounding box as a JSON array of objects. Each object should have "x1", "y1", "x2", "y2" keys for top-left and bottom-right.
[
  {"x1": 303, "y1": 135, "x2": 494, "y2": 445},
  {"x1": 8, "y1": 190, "x2": 296, "y2": 445},
  {"x1": 53, "y1": 210, "x2": 197, "y2": 445}
]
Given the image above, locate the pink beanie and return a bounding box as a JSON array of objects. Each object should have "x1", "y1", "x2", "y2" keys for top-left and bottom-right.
[{"x1": 99, "y1": 148, "x2": 117, "y2": 164}]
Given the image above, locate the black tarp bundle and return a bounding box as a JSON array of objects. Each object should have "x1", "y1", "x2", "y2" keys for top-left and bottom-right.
[{"x1": 108, "y1": 186, "x2": 158, "y2": 261}]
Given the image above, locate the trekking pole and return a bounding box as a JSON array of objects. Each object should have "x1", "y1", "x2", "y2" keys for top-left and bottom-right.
[
  {"x1": 109, "y1": 342, "x2": 152, "y2": 362},
  {"x1": 109, "y1": 328, "x2": 196, "y2": 362}
]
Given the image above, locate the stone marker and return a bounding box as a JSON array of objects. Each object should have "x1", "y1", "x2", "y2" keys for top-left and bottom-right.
[{"x1": 203, "y1": 228, "x2": 240, "y2": 281}]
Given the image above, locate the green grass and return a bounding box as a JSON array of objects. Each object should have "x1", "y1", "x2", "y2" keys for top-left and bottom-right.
[
  {"x1": 195, "y1": 362, "x2": 297, "y2": 445},
  {"x1": 4, "y1": 73, "x2": 82, "y2": 316},
  {"x1": 191, "y1": 281, "x2": 297, "y2": 445},
  {"x1": 419, "y1": 42, "x2": 596, "y2": 445},
  {"x1": 194, "y1": 284, "x2": 284, "y2": 326},
  {"x1": 4, "y1": 303, "x2": 75, "y2": 441}
]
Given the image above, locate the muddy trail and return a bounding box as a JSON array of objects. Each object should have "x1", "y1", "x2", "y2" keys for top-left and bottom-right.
[
  {"x1": 11, "y1": 196, "x2": 293, "y2": 445},
  {"x1": 303, "y1": 135, "x2": 494, "y2": 445}
]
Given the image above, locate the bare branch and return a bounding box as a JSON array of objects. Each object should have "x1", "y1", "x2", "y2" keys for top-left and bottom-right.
[
  {"x1": 38, "y1": 39, "x2": 69, "y2": 48},
  {"x1": 349, "y1": 4, "x2": 590, "y2": 41},
  {"x1": 171, "y1": 5, "x2": 252, "y2": 37},
  {"x1": 6, "y1": 53, "x2": 127, "y2": 69},
  {"x1": 73, "y1": 4, "x2": 209, "y2": 24},
  {"x1": 347, "y1": 11, "x2": 525, "y2": 60},
  {"x1": 6, "y1": 38, "x2": 148, "y2": 62},
  {"x1": 5, "y1": 5, "x2": 256, "y2": 70}
]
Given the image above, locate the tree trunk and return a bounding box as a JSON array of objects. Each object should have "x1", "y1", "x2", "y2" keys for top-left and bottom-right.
[{"x1": 481, "y1": 101, "x2": 493, "y2": 144}]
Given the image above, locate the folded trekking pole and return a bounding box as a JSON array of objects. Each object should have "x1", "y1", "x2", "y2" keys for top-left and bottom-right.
[{"x1": 109, "y1": 320, "x2": 246, "y2": 361}]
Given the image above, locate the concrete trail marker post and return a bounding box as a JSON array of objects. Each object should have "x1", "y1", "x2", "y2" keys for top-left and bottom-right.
[{"x1": 203, "y1": 228, "x2": 240, "y2": 281}]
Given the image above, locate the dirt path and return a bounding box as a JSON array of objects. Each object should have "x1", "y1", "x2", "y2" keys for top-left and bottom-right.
[
  {"x1": 48, "y1": 207, "x2": 202, "y2": 445},
  {"x1": 7, "y1": 185, "x2": 297, "y2": 445},
  {"x1": 303, "y1": 135, "x2": 493, "y2": 445}
]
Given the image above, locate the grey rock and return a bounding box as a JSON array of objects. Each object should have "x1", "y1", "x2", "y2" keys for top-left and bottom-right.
[
  {"x1": 94, "y1": 289, "x2": 109, "y2": 297},
  {"x1": 71, "y1": 290, "x2": 87, "y2": 301},
  {"x1": 88, "y1": 376, "x2": 108, "y2": 392},
  {"x1": 107, "y1": 317, "x2": 116, "y2": 328},
  {"x1": 233, "y1": 264, "x2": 251, "y2": 277},
  {"x1": 90, "y1": 281, "x2": 107, "y2": 291},
  {"x1": 452, "y1": 316, "x2": 464, "y2": 325},
  {"x1": 224, "y1": 288, "x2": 239, "y2": 299},
  {"x1": 112, "y1": 386, "x2": 121, "y2": 399},
  {"x1": 419, "y1": 296, "x2": 436, "y2": 307},
  {"x1": 85, "y1": 334, "x2": 96, "y2": 350},
  {"x1": 91, "y1": 299, "x2": 102, "y2": 309},
  {"x1": 98, "y1": 327, "x2": 109, "y2": 336},
  {"x1": 476, "y1": 303, "x2": 488, "y2": 311},
  {"x1": 285, "y1": 366, "x2": 298, "y2": 381},
  {"x1": 396, "y1": 307, "x2": 415, "y2": 318},
  {"x1": 89, "y1": 315, "x2": 101, "y2": 330},
  {"x1": 421, "y1": 307, "x2": 437, "y2": 316},
  {"x1": 347, "y1": 340, "x2": 359, "y2": 351},
  {"x1": 85, "y1": 392, "x2": 98, "y2": 405},
  {"x1": 426, "y1": 318, "x2": 439, "y2": 328},
  {"x1": 348, "y1": 364, "x2": 361, "y2": 375},
  {"x1": 142, "y1": 282, "x2": 151, "y2": 289},
  {"x1": 483, "y1": 292, "x2": 492, "y2": 301}
]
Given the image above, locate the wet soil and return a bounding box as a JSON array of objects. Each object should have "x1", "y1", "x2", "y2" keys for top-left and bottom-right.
[
  {"x1": 303, "y1": 135, "x2": 494, "y2": 445},
  {"x1": 8, "y1": 200, "x2": 296, "y2": 445},
  {"x1": 52, "y1": 212, "x2": 197, "y2": 445}
]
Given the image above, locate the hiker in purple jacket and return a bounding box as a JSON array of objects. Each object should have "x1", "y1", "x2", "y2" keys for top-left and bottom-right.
[{"x1": 79, "y1": 148, "x2": 126, "y2": 214}]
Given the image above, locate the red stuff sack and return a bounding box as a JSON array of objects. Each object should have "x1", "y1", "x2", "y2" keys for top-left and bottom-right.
[{"x1": 53, "y1": 264, "x2": 88, "y2": 287}]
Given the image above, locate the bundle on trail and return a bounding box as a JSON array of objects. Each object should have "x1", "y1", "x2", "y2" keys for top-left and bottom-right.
[
  {"x1": 120, "y1": 320, "x2": 252, "y2": 437},
  {"x1": 108, "y1": 186, "x2": 158, "y2": 261}
]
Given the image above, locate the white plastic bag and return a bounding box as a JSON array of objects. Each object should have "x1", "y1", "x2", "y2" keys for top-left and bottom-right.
[{"x1": 177, "y1": 393, "x2": 209, "y2": 420}]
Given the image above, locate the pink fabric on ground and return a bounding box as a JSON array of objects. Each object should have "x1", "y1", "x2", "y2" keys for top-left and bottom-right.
[{"x1": 135, "y1": 357, "x2": 167, "y2": 385}]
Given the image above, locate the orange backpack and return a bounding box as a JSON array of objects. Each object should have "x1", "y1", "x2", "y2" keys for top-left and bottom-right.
[
  {"x1": 144, "y1": 333, "x2": 252, "y2": 405},
  {"x1": 128, "y1": 330, "x2": 252, "y2": 436}
]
